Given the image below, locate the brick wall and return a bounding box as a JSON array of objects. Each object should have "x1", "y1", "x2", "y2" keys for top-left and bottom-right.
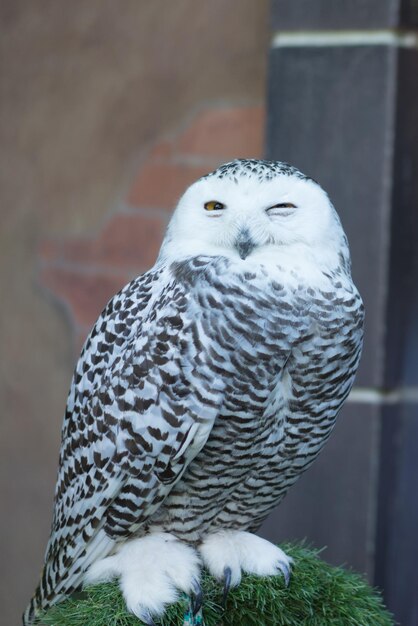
[{"x1": 40, "y1": 105, "x2": 264, "y2": 351}]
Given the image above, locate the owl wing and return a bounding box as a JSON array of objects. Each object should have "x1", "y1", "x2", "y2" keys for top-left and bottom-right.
[
  {"x1": 280, "y1": 282, "x2": 365, "y2": 464},
  {"x1": 33, "y1": 265, "x2": 222, "y2": 614},
  {"x1": 245, "y1": 281, "x2": 365, "y2": 532}
]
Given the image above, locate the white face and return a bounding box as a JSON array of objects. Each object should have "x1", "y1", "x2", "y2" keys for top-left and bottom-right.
[{"x1": 160, "y1": 164, "x2": 348, "y2": 271}]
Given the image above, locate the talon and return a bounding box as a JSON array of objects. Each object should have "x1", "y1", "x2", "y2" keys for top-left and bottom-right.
[
  {"x1": 190, "y1": 578, "x2": 203, "y2": 616},
  {"x1": 277, "y1": 560, "x2": 291, "y2": 587},
  {"x1": 222, "y1": 566, "x2": 232, "y2": 607},
  {"x1": 140, "y1": 610, "x2": 157, "y2": 626}
]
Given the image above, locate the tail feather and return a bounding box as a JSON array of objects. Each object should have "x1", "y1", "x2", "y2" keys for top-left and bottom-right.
[
  {"x1": 22, "y1": 528, "x2": 115, "y2": 624},
  {"x1": 22, "y1": 600, "x2": 35, "y2": 626},
  {"x1": 22, "y1": 590, "x2": 46, "y2": 626}
]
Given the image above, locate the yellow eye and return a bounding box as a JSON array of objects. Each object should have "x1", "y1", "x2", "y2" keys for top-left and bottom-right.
[{"x1": 204, "y1": 200, "x2": 225, "y2": 211}]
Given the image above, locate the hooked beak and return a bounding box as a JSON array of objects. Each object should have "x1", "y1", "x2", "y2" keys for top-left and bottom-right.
[{"x1": 234, "y1": 228, "x2": 256, "y2": 260}]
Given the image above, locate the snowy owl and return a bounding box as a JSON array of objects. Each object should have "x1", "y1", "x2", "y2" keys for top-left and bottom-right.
[{"x1": 24, "y1": 159, "x2": 364, "y2": 625}]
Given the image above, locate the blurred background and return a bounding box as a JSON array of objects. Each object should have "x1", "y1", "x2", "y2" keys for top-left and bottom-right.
[{"x1": 1, "y1": 2, "x2": 417, "y2": 625}]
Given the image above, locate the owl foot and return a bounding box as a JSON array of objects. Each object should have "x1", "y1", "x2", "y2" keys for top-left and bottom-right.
[
  {"x1": 139, "y1": 610, "x2": 157, "y2": 626},
  {"x1": 222, "y1": 566, "x2": 232, "y2": 606},
  {"x1": 199, "y1": 530, "x2": 292, "y2": 601},
  {"x1": 190, "y1": 578, "x2": 203, "y2": 615},
  {"x1": 84, "y1": 532, "x2": 201, "y2": 623}
]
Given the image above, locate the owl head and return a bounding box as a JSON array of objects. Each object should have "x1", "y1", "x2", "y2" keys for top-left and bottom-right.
[{"x1": 160, "y1": 159, "x2": 350, "y2": 274}]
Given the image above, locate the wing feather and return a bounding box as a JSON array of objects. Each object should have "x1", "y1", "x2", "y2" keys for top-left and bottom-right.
[{"x1": 33, "y1": 265, "x2": 219, "y2": 613}]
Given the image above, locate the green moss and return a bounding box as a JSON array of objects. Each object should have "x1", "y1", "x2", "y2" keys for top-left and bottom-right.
[{"x1": 39, "y1": 543, "x2": 394, "y2": 626}]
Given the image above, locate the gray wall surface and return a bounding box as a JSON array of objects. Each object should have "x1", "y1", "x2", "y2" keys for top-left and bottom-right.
[{"x1": 265, "y1": 3, "x2": 418, "y2": 624}]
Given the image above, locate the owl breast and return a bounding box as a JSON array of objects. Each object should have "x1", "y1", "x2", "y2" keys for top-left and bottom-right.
[{"x1": 146, "y1": 256, "x2": 363, "y2": 541}]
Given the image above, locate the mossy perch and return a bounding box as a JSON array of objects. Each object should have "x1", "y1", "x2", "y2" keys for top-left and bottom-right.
[{"x1": 39, "y1": 543, "x2": 394, "y2": 626}]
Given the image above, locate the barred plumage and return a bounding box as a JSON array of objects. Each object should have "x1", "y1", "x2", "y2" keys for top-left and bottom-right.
[{"x1": 24, "y1": 159, "x2": 364, "y2": 625}]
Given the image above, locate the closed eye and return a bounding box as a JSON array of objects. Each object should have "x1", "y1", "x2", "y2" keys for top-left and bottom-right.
[{"x1": 266, "y1": 202, "x2": 297, "y2": 217}]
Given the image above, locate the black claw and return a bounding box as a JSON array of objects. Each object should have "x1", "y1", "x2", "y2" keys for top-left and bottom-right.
[
  {"x1": 140, "y1": 611, "x2": 157, "y2": 626},
  {"x1": 222, "y1": 566, "x2": 232, "y2": 607},
  {"x1": 278, "y1": 560, "x2": 291, "y2": 587},
  {"x1": 191, "y1": 578, "x2": 203, "y2": 616}
]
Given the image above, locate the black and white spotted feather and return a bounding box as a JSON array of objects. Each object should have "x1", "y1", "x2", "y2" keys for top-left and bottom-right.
[{"x1": 24, "y1": 159, "x2": 364, "y2": 624}]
